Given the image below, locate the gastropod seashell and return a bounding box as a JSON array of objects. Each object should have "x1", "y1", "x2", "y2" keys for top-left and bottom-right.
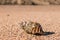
[{"x1": 20, "y1": 21, "x2": 44, "y2": 35}]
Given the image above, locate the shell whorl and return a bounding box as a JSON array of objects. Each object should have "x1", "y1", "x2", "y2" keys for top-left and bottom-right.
[{"x1": 20, "y1": 21, "x2": 44, "y2": 34}]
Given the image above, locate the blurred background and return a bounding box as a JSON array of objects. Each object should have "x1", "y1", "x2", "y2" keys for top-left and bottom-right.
[{"x1": 0, "y1": 0, "x2": 60, "y2": 5}]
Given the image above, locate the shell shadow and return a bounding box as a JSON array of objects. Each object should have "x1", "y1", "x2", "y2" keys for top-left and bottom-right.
[{"x1": 34, "y1": 32, "x2": 55, "y2": 36}]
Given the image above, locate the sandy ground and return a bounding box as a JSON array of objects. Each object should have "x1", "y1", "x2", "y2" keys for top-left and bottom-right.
[{"x1": 0, "y1": 5, "x2": 60, "y2": 40}]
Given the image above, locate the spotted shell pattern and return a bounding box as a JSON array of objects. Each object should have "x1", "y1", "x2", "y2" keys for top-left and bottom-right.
[{"x1": 20, "y1": 21, "x2": 44, "y2": 34}]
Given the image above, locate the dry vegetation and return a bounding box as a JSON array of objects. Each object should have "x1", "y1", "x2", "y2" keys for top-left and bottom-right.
[{"x1": 0, "y1": 0, "x2": 60, "y2": 5}]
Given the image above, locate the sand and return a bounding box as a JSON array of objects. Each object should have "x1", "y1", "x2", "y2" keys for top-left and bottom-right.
[{"x1": 0, "y1": 5, "x2": 60, "y2": 40}]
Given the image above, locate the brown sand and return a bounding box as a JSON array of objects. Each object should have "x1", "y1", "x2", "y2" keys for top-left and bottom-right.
[{"x1": 0, "y1": 5, "x2": 60, "y2": 40}]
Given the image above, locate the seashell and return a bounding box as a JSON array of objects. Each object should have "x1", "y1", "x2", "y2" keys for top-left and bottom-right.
[{"x1": 20, "y1": 21, "x2": 44, "y2": 34}]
